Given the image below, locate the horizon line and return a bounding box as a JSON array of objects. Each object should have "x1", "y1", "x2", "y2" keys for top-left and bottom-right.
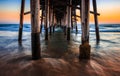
[{"x1": 1, "y1": 22, "x2": 120, "y2": 25}]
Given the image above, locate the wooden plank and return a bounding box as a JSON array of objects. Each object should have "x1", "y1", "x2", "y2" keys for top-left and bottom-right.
[
  {"x1": 30, "y1": 0, "x2": 41, "y2": 59},
  {"x1": 18, "y1": 0, "x2": 25, "y2": 43},
  {"x1": 93, "y1": 0, "x2": 100, "y2": 43}
]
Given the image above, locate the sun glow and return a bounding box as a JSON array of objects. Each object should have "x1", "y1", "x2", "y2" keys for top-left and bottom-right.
[{"x1": 0, "y1": 0, "x2": 120, "y2": 24}]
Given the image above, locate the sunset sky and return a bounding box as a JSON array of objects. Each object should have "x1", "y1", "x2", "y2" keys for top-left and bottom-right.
[{"x1": 0, "y1": 0, "x2": 120, "y2": 24}]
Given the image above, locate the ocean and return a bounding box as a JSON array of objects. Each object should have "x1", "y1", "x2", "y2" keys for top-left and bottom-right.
[
  {"x1": 0, "y1": 24, "x2": 120, "y2": 76},
  {"x1": 0, "y1": 24, "x2": 120, "y2": 32}
]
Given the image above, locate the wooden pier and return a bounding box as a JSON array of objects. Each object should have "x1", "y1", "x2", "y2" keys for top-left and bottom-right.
[{"x1": 18, "y1": 0, "x2": 100, "y2": 60}]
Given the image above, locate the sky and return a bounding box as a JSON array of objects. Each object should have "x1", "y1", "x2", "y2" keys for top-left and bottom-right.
[{"x1": 0, "y1": 0, "x2": 120, "y2": 24}]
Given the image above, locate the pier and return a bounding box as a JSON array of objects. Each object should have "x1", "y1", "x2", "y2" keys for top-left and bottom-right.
[
  {"x1": 18, "y1": 0, "x2": 100, "y2": 60},
  {"x1": 1, "y1": 0, "x2": 120, "y2": 76}
]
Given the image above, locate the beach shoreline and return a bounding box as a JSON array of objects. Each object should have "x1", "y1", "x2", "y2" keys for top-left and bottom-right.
[{"x1": 0, "y1": 24, "x2": 120, "y2": 76}]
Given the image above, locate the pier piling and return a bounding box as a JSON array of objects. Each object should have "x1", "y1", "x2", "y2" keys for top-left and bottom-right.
[
  {"x1": 93, "y1": 0, "x2": 100, "y2": 43},
  {"x1": 30, "y1": 0, "x2": 41, "y2": 59},
  {"x1": 18, "y1": 0, "x2": 25, "y2": 43},
  {"x1": 45, "y1": 0, "x2": 49, "y2": 40},
  {"x1": 49, "y1": 6, "x2": 53, "y2": 35},
  {"x1": 40, "y1": 10, "x2": 44, "y2": 33},
  {"x1": 67, "y1": 0, "x2": 72, "y2": 41},
  {"x1": 79, "y1": 0, "x2": 91, "y2": 59}
]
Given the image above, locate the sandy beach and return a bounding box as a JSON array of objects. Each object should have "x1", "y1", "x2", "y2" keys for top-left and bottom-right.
[{"x1": 0, "y1": 25, "x2": 120, "y2": 76}]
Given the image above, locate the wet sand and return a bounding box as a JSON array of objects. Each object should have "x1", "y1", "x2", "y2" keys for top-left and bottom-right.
[{"x1": 0, "y1": 28, "x2": 120, "y2": 76}]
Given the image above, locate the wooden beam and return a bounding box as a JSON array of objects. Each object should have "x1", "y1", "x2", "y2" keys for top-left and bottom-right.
[
  {"x1": 53, "y1": 0, "x2": 67, "y2": 6},
  {"x1": 18, "y1": 0, "x2": 25, "y2": 43},
  {"x1": 30, "y1": 0, "x2": 41, "y2": 59},
  {"x1": 72, "y1": 18, "x2": 78, "y2": 21},
  {"x1": 90, "y1": 11, "x2": 100, "y2": 16},
  {"x1": 23, "y1": 4, "x2": 100, "y2": 16},
  {"x1": 72, "y1": 14, "x2": 81, "y2": 18},
  {"x1": 93, "y1": 0, "x2": 100, "y2": 43},
  {"x1": 75, "y1": 7, "x2": 100, "y2": 16},
  {"x1": 54, "y1": 7, "x2": 100, "y2": 16},
  {"x1": 80, "y1": 0, "x2": 91, "y2": 59},
  {"x1": 24, "y1": 11, "x2": 31, "y2": 15},
  {"x1": 54, "y1": 8, "x2": 67, "y2": 14}
]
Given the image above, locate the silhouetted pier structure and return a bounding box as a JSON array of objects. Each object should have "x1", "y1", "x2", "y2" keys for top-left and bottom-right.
[{"x1": 18, "y1": 0, "x2": 100, "y2": 60}]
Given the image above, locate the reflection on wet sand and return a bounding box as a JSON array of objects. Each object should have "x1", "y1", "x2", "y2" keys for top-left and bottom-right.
[{"x1": 0, "y1": 30, "x2": 120, "y2": 76}]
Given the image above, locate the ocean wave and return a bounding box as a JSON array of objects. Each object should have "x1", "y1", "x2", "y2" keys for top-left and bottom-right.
[
  {"x1": 100, "y1": 24, "x2": 120, "y2": 27},
  {"x1": 0, "y1": 24, "x2": 31, "y2": 32},
  {"x1": 0, "y1": 24, "x2": 120, "y2": 32}
]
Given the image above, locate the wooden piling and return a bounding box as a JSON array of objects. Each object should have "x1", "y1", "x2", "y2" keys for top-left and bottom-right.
[
  {"x1": 49, "y1": 25, "x2": 52, "y2": 35},
  {"x1": 79, "y1": 0, "x2": 91, "y2": 59},
  {"x1": 45, "y1": 0, "x2": 49, "y2": 40},
  {"x1": 49, "y1": 7, "x2": 53, "y2": 35},
  {"x1": 30, "y1": 0, "x2": 41, "y2": 59},
  {"x1": 40, "y1": 10, "x2": 44, "y2": 33},
  {"x1": 52, "y1": 9, "x2": 54, "y2": 29},
  {"x1": 64, "y1": 26, "x2": 67, "y2": 35},
  {"x1": 93, "y1": 0, "x2": 100, "y2": 43},
  {"x1": 53, "y1": 13, "x2": 56, "y2": 33},
  {"x1": 71, "y1": 8, "x2": 73, "y2": 30},
  {"x1": 63, "y1": 14, "x2": 67, "y2": 35},
  {"x1": 18, "y1": 0, "x2": 25, "y2": 43},
  {"x1": 74, "y1": 9, "x2": 78, "y2": 34},
  {"x1": 67, "y1": 0, "x2": 72, "y2": 41}
]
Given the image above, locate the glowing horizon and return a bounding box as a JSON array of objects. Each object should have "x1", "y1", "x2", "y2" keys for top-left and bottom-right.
[{"x1": 0, "y1": 0, "x2": 120, "y2": 24}]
